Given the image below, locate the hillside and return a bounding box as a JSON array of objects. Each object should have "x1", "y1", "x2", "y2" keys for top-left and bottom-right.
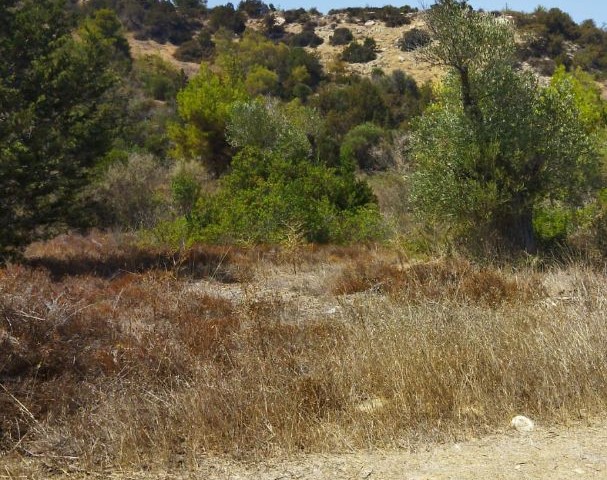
[
  {"x1": 124, "y1": 8, "x2": 607, "y2": 98},
  {"x1": 124, "y1": 11, "x2": 443, "y2": 85}
]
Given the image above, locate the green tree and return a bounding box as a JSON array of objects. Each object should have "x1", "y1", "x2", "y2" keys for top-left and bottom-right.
[
  {"x1": 169, "y1": 64, "x2": 248, "y2": 176},
  {"x1": 0, "y1": 0, "x2": 126, "y2": 258},
  {"x1": 188, "y1": 99, "x2": 381, "y2": 243},
  {"x1": 410, "y1": 0, "x2": 602, "y2": 251}
]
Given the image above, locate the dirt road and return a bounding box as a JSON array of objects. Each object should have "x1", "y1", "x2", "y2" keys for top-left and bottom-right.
[
  {"x1": 200, "y1": 422, "x2": 607, "y2": 480},
  {"x1": 5, "y1": 421, "x2": 606, "y2": 479}
]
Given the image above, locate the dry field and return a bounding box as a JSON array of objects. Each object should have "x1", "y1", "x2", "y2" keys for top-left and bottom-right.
[{"x1": 1, "y1": 232, "x2": 607, "y2": 477}]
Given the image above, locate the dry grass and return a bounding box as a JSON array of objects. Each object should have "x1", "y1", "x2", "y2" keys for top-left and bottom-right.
[{"x1": 2, "y1": 234, "x2": 607, "y2": 472}]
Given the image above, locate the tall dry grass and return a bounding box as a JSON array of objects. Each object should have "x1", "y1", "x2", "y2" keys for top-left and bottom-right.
[{"x1": 2, "y1": 234, "x2": 607, "y2": 470}]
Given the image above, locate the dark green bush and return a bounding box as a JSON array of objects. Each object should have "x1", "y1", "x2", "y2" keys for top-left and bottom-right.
[
  {"x1": 182, "y1": 99, "x2": 383, "y2": 244},
  {"x1": 398, "y1": 28, "x2": 431, "y2": 52},
  {"x1": 209, "y1": 4, "x2": 246, "y2": 34},
  {"x1": 238, "y1": 0, "x2": 270, "y2": 18},
  {"x1": 330, "y1": 27, "x2": 353, "y2": 46},
  {"x1": 283, "y1": 8, "x2": 308, "y2": 24},
  {"x1": 341, "y1": 38, "x2": 377, "y2": 63},
  {"x1": 174, "y1": 30, "x2": 215, "y2": 62},
  {"x1": 289, "y1": 29, "x2": 324, "y2": 48},
  {"x1": 340, "y1": 123, "x2": 386, "y2": 171}
]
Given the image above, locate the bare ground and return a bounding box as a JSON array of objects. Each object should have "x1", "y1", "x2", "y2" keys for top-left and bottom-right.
[{"x1": 3, "y1": 420, "x2": 607, "y2": 479}]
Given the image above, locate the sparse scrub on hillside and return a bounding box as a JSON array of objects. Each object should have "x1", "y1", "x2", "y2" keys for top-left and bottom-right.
[{"x1": 328, "y1": 6, "x2": 416, "y2": 27}]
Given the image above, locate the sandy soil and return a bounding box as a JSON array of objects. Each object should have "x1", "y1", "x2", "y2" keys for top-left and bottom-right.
[{"x1": 3, "y1": 420, "x2": 607, "y2": 479}]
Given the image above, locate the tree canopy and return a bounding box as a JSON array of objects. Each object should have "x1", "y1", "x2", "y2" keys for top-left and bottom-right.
[
  {"x1": 410, "y1": 0, "x2": 604, "y2": 251},
  {"x1": 0, "y1": 1, "x2": 129, "y2": 258}
]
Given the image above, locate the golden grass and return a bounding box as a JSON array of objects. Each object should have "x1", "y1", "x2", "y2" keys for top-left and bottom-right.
[{"x1": 2, "y1": 234, "x2": 607, "y2": 471}]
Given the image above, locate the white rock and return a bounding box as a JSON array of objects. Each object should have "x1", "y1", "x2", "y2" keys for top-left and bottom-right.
[
  {"x1": 510, "y1": 415, "x2": 535, "y2": 432},
  {"x1": 364, "y1": 20, "x2": 376, "y2": 27},
  {"x1": 355, "y1": 397, "x2": 386, "y2": 414}
]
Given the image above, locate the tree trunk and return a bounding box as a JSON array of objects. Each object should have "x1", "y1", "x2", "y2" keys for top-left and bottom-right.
[
  {"x1": 458, "y1": 66, "x2": 483, "y2": 126},
  {"x1": 498, "y1": 207, "x2": 537, "y2": 253}
]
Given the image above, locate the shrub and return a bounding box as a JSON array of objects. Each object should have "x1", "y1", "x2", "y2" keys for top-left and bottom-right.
[
  {"x1": 283, "y1": 8, "x2": 309, "y2": 24},
  {"x1": 330, "y1": 27, "x2": 353, "y2": 46},
  {"x1": 341, "y1": 38, "x2": 377, "y2": 63},
  {"x1": 174, "y1": 30, "x2": 215, "y2": 62},
  {"x1": 238, "y1": 0, "x2": 270, "y2": 18},
  {"x1": 187, "y1": 99, "x2": 382, "y2": 244},
  {"x1": 340, "y1": 122, "x2": 386, "y2": 171},
  {"x1": 90, "y1": 153, "x2": 171, "y2": 229},
  {"x1": 398, "y1": 28, "x2": 431, "y2": 52},
  {"x1": 209, "y1": 4, "x2": 246, "y2": 34},
  {"x1": 289, "y1": 29, "x2": 324, "y2": 48},
  {"x1": 134, "y1": 54, "x2": 186, "y2": 101}
]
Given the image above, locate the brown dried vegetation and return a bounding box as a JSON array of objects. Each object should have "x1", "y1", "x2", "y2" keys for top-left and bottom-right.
[{"x1": 2, "y1": 233, "x2": 607, "y2": 471}]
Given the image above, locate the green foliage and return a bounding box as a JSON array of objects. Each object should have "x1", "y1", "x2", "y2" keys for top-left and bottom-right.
[
  {"x1": 171, "y1": 161, "x2": 205, "y2": 220},
  {"x1": 215, "y1": 30, "x2": 323, "y2": 99},
  {"x1": 314, "y1": 78, "x2": 388, "y2": 138},
  {"x1": 186, "y1": 99, "x2": 382, "y2": 244},
  {"x1": 238, "y1": 0, "x2": 270, "y2": 18},
  {"x1": 288, "y1": 28, "x2": 324, "y2": 48},
  {"x1": 134, "y1": 54, "x2": 186, "y2": 101},
  {"x1": 341, "y1": 38, "x2": 378, "y2": 63},
  {"x1": 330, "y1": 27, "x2": 353, "y2": 46},
  {"x1": 208, "y1": 3, "x2": 246, "y2": 34},
  {"x1": 0, "y1": 0, "x2": 127, "y2": 257},
  {"x1": 512, "y1": 7, "x2": 607, "y2": 76},
  {"x1": 169, "y1": 64, "x2": 248, "y2": 176},
  {"x1": 410, "y1": 0, "x2": 603, "y2": 251},
  {"x1": 85, "y1": 0, "x2": 202, "y2": 44},
  {"x1": 174, "y1": 30, "x2": 215, "y2": 62},
  {"x1": 174, "y1": 0, "x2": 207, "y2": 11},
  {"x1": 283, "y1": 8, "x2": 309, "y2": 24},
  {"x1": 340, "y1": 123, "x2": 386, "y2": 171}
]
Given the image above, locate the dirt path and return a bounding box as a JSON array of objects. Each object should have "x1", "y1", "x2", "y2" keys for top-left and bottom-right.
[
  {"x1": 198, "y1": 422, "x2": 607, "y2": 480},
  {"x1": 5, "y1": 421, "x2": 606, "y2": 479}
]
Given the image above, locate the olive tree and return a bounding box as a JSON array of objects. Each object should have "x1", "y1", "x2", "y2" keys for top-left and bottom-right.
[{"x1": 410, "y1": 0, "x2": 602, "y2": 251}]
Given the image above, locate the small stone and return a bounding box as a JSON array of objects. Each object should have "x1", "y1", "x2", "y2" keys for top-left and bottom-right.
[{"x1": 510, "y1": 415, "x2": 535, "y2": 432}]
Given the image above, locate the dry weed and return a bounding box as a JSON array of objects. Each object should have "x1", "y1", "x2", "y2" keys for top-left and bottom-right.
[{"x1": 2, "y1": 239, "x2": 607, "y2": 471}]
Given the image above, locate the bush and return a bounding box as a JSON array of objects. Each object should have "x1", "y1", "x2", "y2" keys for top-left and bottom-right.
[
  {"x1": 209, "y1": 4, "x2": 246, "y2": 34},
  {"x1": 90, "y1": 153, "x2": 171, "y2": 229},
  {"x1": 398, "y1": 28, "x2": 431, "y2": 52},
  {"x1": 341, "y1": 38, "x2": 377, "y2": 63},
  {"x1": 289, "y1": 29, "x2": 324, "y2": 48},
  {"x1": 340, "y1": 123, "x2": 386, "y2": 171},
  {"x1": 238, "y1": 0, "x2": 270, "y2": 18},
  {"x1": 186, "y1": 99, "x2": 382, "y2": 244},
  {"x1": 134, "y1": 55, "x2": 186, "y2": 101},
  {"x1": 283, "y1": 8, "x2": 309, "y2": 24},
  {"x1": 330, "y1": 27, "x2": 353, "y2": 46},
  {"x1": 174, "y1": 30, "x2": 215, "y2": 62}
]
